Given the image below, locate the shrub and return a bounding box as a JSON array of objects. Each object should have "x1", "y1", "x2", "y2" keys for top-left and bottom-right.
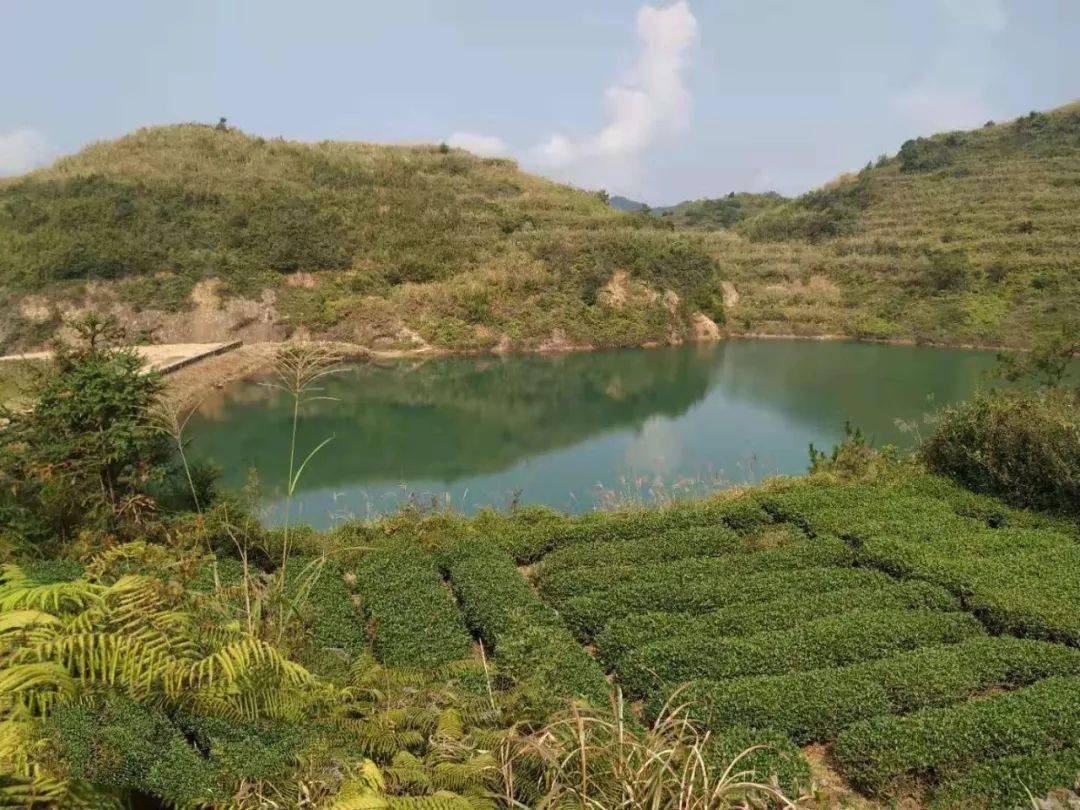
[
  {"x1": 929, "y1": 746, "x2": 1080, "y2": 809},
  {"x1": 354, "y1": 540, "x2": 473, "y2": 669},
  {"x1": 594, "y1": 580, "x2": 957, "y2": 669},
  {"x1": 898, "y1": 136, "x2": 958, "y2": 172},
  {"x1": 539, "y1": 534, "x2": 853, "y2": 605},
  {"x1": 559, "y1": 565, "x2": 895, "y2": 639},
  {"x1": 922, "y1": 389, "x2": 1080, "y2": 518},
  {"x1": 617, "y1": 609, "x2": 985, "y2": 697},
  {"x1": 441, "y1": 537, "x2": 607, "y2": 705},
  {"x1": 676, "y1": 637, "x2": 1080, "y2": 744},
  {"x1": 832, "y1": 675, "x2": 1080, "y2": 796},
  {"x1": 537, "y1": 523, "x2": 750, "y2": 578}
]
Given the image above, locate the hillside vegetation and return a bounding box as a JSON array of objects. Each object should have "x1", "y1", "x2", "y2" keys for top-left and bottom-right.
[
  {"x1": 0, "y1": 125, "x2": 723, "y2": 352},
  {"x1": 713, "y1": 103, "x2": 1080, "y2": 346}
]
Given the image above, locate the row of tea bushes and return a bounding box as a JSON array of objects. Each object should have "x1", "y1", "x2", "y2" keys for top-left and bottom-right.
[
  {"x1": 616, "y1": 609, "x2": 985, "y2": 697},
  {"x1": 486, "y1": 495, "x2": 775, "y2": 563},
  {"x1": 537, "y1": 532, "x2": 843, "y2": 602},
  {"x1": 832, "y1": 675, "x2": 1080, "y2": 798},
  {"x1": 537, "y1": 523, "x2": 753, "y2": 577},
  {"x1": 559, "y1": 565, "x2": 895, "y2": 638},
  {"x1": 354, "y1": 540, "x2": 474, "y2": 669},
  {"x1": 759, "y1": 478, "x2": 1080, "y2": 647},
  {"x1": 929, "y1": 746, "x2": 1080, "y2": 809},
  {"x1": 595, "y1": 579, "x2": 957, "y2": 668},
  {"x1": 672, "y1": 636, "x2": 1080, "y2": 744},
  {"x1": 440, "y1": 537, "x2": 609, "y2": 705}
]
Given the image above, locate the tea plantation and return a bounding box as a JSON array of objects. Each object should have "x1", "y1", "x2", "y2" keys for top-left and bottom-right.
[{"x1": 343, "y1": 472, "x2": 1080, "y2": 807}]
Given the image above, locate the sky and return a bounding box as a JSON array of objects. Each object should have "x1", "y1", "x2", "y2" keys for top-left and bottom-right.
[{"x1": 2, "y1": 0, "x2": 1078, "y2": 204}]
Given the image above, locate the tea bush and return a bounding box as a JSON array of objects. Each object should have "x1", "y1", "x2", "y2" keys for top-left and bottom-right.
[
  {"x1": 539, "y1": 534, "x2": 853, "y2": 604},
  {"x1": 832, "y1": 675, "x2": 1080, "y2": 796},
  {"x1": 929, "y1": 746, "x2": 1080, "y2": 809},
  {"x1": 353, "y1": 540, "x2": 473, "y2": 669},
  {"x1": 616, "y1": 609, "x2": 984, "y2": 697},
  {"x1": 559, "y1": 566, "x2": 894, "y2": 638},
  {"x1": 676, "y1": 637, "x2": 1080, "y2": 744},
  {"x1": 594, "y1": 579, "x2": 957, "y2": 669},
  {"x1": 536, "y1": 522, "x2": 749, "y2": 577},
  {"x1": 441, "y1": 537, "x2": 608, "y2": 705}
]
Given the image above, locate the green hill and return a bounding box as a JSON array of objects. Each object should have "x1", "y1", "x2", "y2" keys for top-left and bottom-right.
[
  {"x1": 657, "y1": 192, "x2": 787, "y2": 229},
  {"x1": 0, "y1": 125, "x2": 722, "y2": 352},
  {"x1": 711, "y1": 103, "x2": 1080, "y2": 346},
  {"x1": 2, "y1": 104, "x2": 1078, "y2": 353}
]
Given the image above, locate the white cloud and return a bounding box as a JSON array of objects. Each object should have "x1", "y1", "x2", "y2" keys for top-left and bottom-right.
[
  {"x1": 891, "y1": 88, "x2": 992, "y2": 134},
  {"x1": 534, "y1": 0, "x2": 698, "y2": 172},
  {"x1": 0, "y1": 128, "x2": 56, "y2": 176},
  {"x1": 447, "y1": 131, "x2": 510, "y2": 158},
  {"x1": 940, "y1": 0, "x2": 1007, "y2": 32},
  {"x1": 445, "y1": 1, "x2": 698, "y2": 191}
]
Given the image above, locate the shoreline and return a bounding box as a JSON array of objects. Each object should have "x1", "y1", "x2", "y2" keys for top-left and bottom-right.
[{"x1": 164, "y1": 330, "x2": 1014, "y2": 413}]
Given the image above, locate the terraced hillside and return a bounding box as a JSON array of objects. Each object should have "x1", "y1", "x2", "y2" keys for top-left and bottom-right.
[
  {"x1": 335, "y1": 470, "x2": 1080, "y2": 807},
  {"x1": 0, "y1": 124, "x2": 723, "y2": 353},
  {"x1": 714, "y1": 103, "x2": 1080, "y2": 346}
]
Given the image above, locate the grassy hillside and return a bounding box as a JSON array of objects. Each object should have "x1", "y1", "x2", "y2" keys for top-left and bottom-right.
[
  {"x1": 712, "y1": 103, "x2": 1080, "y2": 346},
  {"x1": 0, "y1": 125, "x2": 722, "y2": 352},
  {"x1": 657, "y1": 192, "x2": 787, "y2": 229}
]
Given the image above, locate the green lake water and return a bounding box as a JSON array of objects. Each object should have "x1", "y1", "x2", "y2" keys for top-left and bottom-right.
[{"x1": 188, "y1": 340, "x2": 1001, "y2": 528}]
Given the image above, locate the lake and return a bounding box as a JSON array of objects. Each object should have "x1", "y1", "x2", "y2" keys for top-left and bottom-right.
[{"x1": 188, "y1": 340, "x2": 1001, "y2": 528}]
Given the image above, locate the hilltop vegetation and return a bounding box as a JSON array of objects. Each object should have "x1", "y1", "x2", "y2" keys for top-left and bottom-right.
[
  {"x1": 712, "y1": 104, "x2": 1080, "y2": 346},
  {"x1": 3, "y1": 103, "x2": 1077, "y2": 355},
  {"x1": 0, "y1": 124, "x2": 728, "y2": 353}
]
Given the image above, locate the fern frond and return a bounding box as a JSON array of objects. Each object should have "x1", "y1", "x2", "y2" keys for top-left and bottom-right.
[
  {"x1": 0, "y1": 663, "x2": 77, "y2": 716},
  {"x1": 0, "y1": 566, "x2": 104, "y2": 613}
]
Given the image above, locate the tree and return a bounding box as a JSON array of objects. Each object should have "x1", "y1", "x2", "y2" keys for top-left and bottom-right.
[{"x1": 0, "y1": 325, "x2": 171, "y2": 542}]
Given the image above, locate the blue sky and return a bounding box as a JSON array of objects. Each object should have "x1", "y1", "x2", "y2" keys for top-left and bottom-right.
[{"x1": 2, "y1": 0, "x2": 1077, "y2": 203}]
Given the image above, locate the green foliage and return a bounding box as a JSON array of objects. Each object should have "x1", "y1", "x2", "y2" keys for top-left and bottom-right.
[
  {"x1": 678, "y1": 637, "x2": 1080, "y2": 745},
  {"x1": 594, "y1": 580, "x2": 957, "y2": 669},
  {"x1": 537, "y1": 533, "x2": 849, "y2": 603},
  {"x1": 441, "y1": 537, "x2": 608, "y2": 706},
  {"x1": 930, "y1": 746, "x2": 1080, "y2": 809},
  {"x1": 559, "y1": 565, "x2": 894, "y2": 640},
  {"x1": 50, "y1": 694, "x2": 225, "y2": 805},
  {"x1": 616, "y1": 608, "x2": 984, "y2": 698},
  {"x1": 832, "y1": 675, "x2": 1080, "y2": 797},
  {"x1": 354, "y1": 540, "x2": 473, "y2": 669},
  {"x1": 740, "y1": 174, "x2": 873, "y2": 243},
  {"x1": 923, "y1": 388, "x2": 1080, "y2": 517},
  {"x1": 898, "y1": 134, "x2": 962, "y2": 172},
  {"x1": 657, "y1": 192, "x2": 787, "y2": 230},
  {"x1": 0, "y1": 343, "x2": 171, "y2": 542}
]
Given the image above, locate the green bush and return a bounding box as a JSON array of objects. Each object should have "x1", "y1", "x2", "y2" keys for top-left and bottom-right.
[
  {"x1": 595, "y1": 580, "x2": 957, "y2": 669},
  {"x1": 929, "y1": 746, "x2": 1080, "y2": 809},
  {"x1": 617, "y1": 609, "x2": 984, "y2": 698},
  {"x1": 537, "y1": 523, "x2": 750, "y2": 578},
  {"x1": 832, "y1": 675, "x2": 1080, "y2": 796},
  {"x1": 492, "y1": 496, "x2": 773, "y2": 563},
  {"x1": 539, "y1": 534, "x2": 853, "y2": 605},
  {"x1": 676, "y1": 637, "x2": 1080, "y2": 744},
  {"x1": 559, "y1": 565, "x2": 895, "y2": 639},
  {"x1": 922, "y1": 389, "x2": 1080, "y2": 518},
  {"x1": 281, "y1": 555, "x2": 369, "y2": 671},
  {"x1": 50, "y1": 693, "x2": 226, "y2": 806},
  {"x1": 354, "y1": 540, "x2": 473, "y2": 669},
  {"x1": 441, "y1": 537, "x2": 607, "y2": 705}
]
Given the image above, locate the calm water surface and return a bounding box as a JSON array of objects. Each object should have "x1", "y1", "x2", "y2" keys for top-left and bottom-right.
[{"x1": 188, "y1": 340, "x2": 1000, "y2": 528}]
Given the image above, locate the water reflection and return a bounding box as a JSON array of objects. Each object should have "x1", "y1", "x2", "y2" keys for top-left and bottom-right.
[{"x1": 187, "y1": 340, "x2": 1000, "y2": 527}]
